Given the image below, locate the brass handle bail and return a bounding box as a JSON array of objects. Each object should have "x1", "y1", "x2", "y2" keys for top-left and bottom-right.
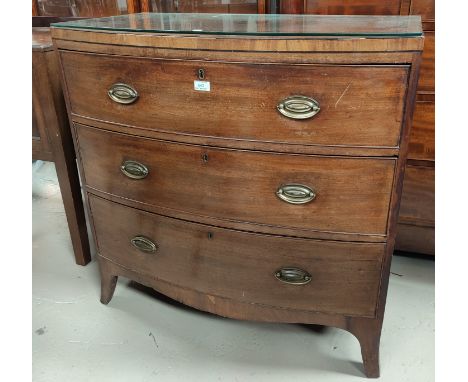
[
  {"x1": 275, "y1": 267, "x2": 311, "y2": 285},
  {"x1": 277, "y1": 95, "x2": 320, "y2": 120},
  {"x1": 108, "y1": 83, "x2": 139, "y2": 105},
  {"x1": 120, "y1": 160, "x2": 149, "y2": 180},
  {"x1": 276, "y1": 184, "x2": 316, "y2": 205},
  {"x1": 131, "y1": 236, "x2": 158, "y2": 253}
]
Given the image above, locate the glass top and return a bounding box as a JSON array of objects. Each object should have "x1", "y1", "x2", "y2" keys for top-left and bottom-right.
[{"x1": 52, "y1": 13, "x2": 422, "y2": 37}]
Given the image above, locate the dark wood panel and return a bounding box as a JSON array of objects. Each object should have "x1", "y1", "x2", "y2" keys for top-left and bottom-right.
[
  {"x1": 76, "y1": 124, "x2": 395, "y2": 238},
  {"x1": 179, "y1": 0, "x2": 258, "y2": 13},
  {"x1": 395, "y1": 223, "x2": 434, "y2": 255},
  {"x1": 32, "y1": 139, "x2": 54, "y2": 162},
  {"x1": 422, "y1": 20, "x2": 434, "y2": 32},
  {"x1": 62, "y1": 51, "x2": 409, "y2": 149},
  {"x1": 304, "y1": 0, "x2": 403, "y2": 15},
  {"x1": 280, "y1": 0, "x2": 304, "y2": 13},
  {"x1": 228, "y1": 2, "x2": 259, "y2": 13},
  {"x1": 410, "y1": 0, "x2": 435, "y2": 21},
  {"x1": 408, "y1": 100, "x2": 434, "y2": 161},
  {"x1": 32, "y1": 51, "x2": 53, "y2": 157},
  {"x1": 32, "y1": 105, "x2": 40, "y2": 139},
  {"x1": 398, "y1": 165, "x2": 434, "y2": 226},
  {"x1": 90, "y1": 195, "x2": 384, "y2": 317},
  {"x1": 148, "y1": 0, "x2": 258, "y2": 13},
  {"x1": 36, "y1": 0, "x2": 131, "y2": 17},
  {"x1": 418, "y1": 31, "x2": 434, "y2": 93}
]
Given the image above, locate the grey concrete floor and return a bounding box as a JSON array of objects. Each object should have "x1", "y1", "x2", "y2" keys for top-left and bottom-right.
[{"x1": 32, "y1": 161, "x2": 434, "y2": 382}]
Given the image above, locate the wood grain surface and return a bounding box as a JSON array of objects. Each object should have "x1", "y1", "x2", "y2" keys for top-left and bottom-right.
[
  {"x1": 76, "y1": 124, "x2": 396, "y2": 238},
  {"x1": 407, "y1": 100, "x2": 434, "y2": 161},
  {"x1": 62, "y1": 51, "x2": 409, "y2": 149},
  {"x1": 417, "y1": 31, "x2": 434, "y2": 93},
  {"x1": 90, "y1": 194, "x2": 384, "y2": 317},
  {"x1": 395, "y1": 223, "x2": 434, "y2": 255},
  {"x1": 398, "y1": 164, "x2": 434, "y2": 226},
  {"x1": 410, "y1": 0, "x2": 435, "y2": 21},
  {"x1": 304, "y1": 0, "x2": 405, "y2": 15}
]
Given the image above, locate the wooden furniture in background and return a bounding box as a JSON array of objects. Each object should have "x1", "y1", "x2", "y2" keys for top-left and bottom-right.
[
  {"x1": 33, "y1": 0, "x2": 141, "y2": 16},
  {"x1": 276, "y1": 0, "x2": 435, "y2": 255},
  {"x1": 52, "y1": 14, "x2": 423, "y2": 377},
  {"x1": 141, "y1": 0, "x2": 266, "y2": 13},
  {"x1": 397, "y1": 0, "x2": 435, "y2": 254},
  {"x1": 33, "y1": 0, "x2": 267, "y2": 15},
  {"x1": 33, "y1": 17, "x2": 91, "y2": 265}
]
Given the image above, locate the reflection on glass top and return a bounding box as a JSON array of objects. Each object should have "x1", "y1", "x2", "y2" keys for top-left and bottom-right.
[{"x1": 52, "y1": 13, "x2": 422, "y2": 37}]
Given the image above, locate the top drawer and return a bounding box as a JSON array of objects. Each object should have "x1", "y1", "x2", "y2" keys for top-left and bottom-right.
[{"x1": 61, "y1": 51, "x2": 409, "y2": 149}]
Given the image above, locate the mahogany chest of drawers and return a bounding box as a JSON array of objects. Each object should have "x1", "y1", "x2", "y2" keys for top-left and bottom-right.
[{"x1": 51, "y1": 13, "x2": 423, "y2": 378}]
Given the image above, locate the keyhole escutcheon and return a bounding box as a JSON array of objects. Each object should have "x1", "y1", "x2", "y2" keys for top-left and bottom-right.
[{"x1": 198, "y1": 68, "x2": 205, "y2": 80}]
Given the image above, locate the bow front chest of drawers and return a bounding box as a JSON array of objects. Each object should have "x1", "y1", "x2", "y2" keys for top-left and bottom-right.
[{"x1": 51, "y1": 13, "x2": 423, "y2": 378}]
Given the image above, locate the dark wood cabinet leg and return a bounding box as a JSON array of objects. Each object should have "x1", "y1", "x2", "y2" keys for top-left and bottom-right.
[
  {"x1": 359, "y1": 332, "x2": 380, "y2": 378},
  {"x1": 99, "y1": 256, "x2": 118, "y2": 304},
  {"x1": 54, "y1": 154, "x2": 92, "y2": 266},
  {"x1": 347, "y1": 317, "x2": 382, "y2": 378}
]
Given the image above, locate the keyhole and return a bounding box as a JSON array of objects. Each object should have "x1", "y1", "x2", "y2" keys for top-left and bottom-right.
[
  {"x1": 198, "y1": 68, "x2": 205, "y2": 80},
  {"x1": 202, "y1": 153, "x2": 209, "y2": 163}
]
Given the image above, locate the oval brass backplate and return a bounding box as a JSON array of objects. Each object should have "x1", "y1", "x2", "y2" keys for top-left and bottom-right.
[
  {"x1": 120, "y1": 160, "x2": 149, "y2": 180},
  {"x1": 275, "y1": 267, "x2": 311, "y2": 285},
  {"x1": 277, "y1": 95, "x2": 320, "y2": 120},
  {"x1": 108, "y1": 83, "x2": 139, "y2": 105},
  {"x1": 131, "y1": 236, "x2": 158, "y2": 253},
  {"x1": 276, "y1": 184, "x2": 316, "y2": 205}
]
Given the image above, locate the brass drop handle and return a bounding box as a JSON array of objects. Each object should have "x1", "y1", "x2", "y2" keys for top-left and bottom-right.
[
  {"x1": 275, "y1": 267, "x2": 311, "y2": 285},
  {"x1": 277, "y1": 95, "x2": 320, "y2": 120},
  {"x1": 131, "y1": 236, "x2": 158, "y2": 253},
  {"x1": 276, "y1": 184, "x2": 316, "y2": 204},
  {"x1": 120, "y1": 160, "x2": 149, "y2": 180},
  {"x1": 108, "y1": 83, "x2": 139, "y2": 105}
]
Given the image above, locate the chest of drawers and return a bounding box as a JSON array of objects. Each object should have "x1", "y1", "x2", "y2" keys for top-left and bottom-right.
[{"x1": 51, "y1": 13, "x2": 423, "y2": 378}]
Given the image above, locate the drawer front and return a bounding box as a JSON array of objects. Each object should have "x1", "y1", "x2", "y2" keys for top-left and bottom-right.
[
  {"x1": 304, "y1": 0, "x2": 403, "y2": 15},
  {"x1": 398, "y1": 165, "x2": 434, "y2": 226},
  {"x1": 62, "y1": 51, "x2": 409, "y2": 148},
  {"x1": 77, "y1": 124, "x2": 395, "y2": 237},
  {"x1": 89, "y1": 195, "x2": 384, "y2": 317},
  {"x1": 408, "y1": 100, "x2": 435, "y2": 161},
  {"x1": 418, "y1": 31, "x2": 434, "y2": 93}
]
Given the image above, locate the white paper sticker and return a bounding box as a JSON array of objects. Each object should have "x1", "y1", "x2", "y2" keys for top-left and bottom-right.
[{"x1": 194, "y1": 80, "x2": 210, "y2": 92}]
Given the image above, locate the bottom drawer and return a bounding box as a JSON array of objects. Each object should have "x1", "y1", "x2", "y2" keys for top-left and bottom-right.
[{"x1": 89, "y1": 195, "x2": 385, "y2": 317}]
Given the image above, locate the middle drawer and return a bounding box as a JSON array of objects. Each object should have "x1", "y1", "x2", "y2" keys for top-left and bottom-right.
[{"x1": 77, "y1": 124, "x2": 395, "y2": 238}]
